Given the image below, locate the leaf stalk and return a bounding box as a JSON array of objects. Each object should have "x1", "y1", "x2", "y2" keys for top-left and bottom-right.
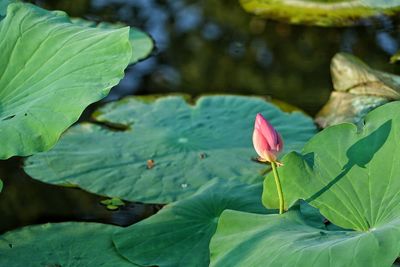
[{"x1": 271, "y1": 161, "x2": 284, "y2": 214}]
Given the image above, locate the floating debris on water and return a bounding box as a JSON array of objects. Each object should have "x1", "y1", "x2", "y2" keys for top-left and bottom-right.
[{"x1": 147, "y1": 159, "x2": 155, "y2": 169}]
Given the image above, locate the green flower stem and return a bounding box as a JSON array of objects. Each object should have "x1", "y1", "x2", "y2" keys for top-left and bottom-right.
[{"x1": 271, "y1": 161, "x2": 284, "y2": 214}]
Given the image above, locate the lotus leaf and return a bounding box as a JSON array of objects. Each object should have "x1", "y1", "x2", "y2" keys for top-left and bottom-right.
[
  {"x1": 71, "y1": 18, "x2": 154, "y2": 64},
  {"x1": 0, "y1": 222, "x2": 135, "y2": 266},
  {"x1": 211, "y1": 102, "x2": 400, "y2": 267},
  {"x1": 25, "y1": 95, "x2": 317, "y2": 203},
  {"x1": 210, "y1": 209, "x2": 400, "y2": 267},
  {"x1": 0, "y1": 3, "x2": 131, "y2": 158},
  {"x1": 113, "y1": 179, "x2": 266, "y2": 267}
]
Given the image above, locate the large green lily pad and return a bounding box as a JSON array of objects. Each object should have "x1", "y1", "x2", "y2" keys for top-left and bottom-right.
[
  {"x1": 113, "y1": 179, "x2": 267, "y2": 267},
  {"x1": 210, "y1": 209, "x2": 400, "y2": 267},
  {"x1": 210, "y1": 101, "x2": 400, "y2": 266},
  {"x1": 240, "y1": 0, "x2": 400, "y2": 27},
  {"x1": 0, "y1": 3, "x2": 131, "y2": 159},
  {"x1": 264, "y1": 101, "x2": 400, "y2": 231},
  {"x1": 24, "y1": 95, "x2": 317, "y2": 203},
  {"x1": 71, "y1": 18, "x2": 154, "y2": 65},
  {"x1": 0, "y1": 222, "x2": 135, "y2": 266}
]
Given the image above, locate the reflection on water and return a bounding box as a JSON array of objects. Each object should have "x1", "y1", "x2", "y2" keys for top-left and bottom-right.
[
  {"x1": 30, "y1": 0, "x2": 400, "y2": 114},
  {"x1": 1, "y1": 0, "x2": 399, "y2": 232},
  {"x1": 35, "y1": 0, "x2": 400, "y2": 114}
]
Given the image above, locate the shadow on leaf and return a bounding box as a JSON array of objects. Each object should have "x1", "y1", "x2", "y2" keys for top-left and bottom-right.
[{"x1": 306, "y1": 120, "x2": 392, "y2": 203}]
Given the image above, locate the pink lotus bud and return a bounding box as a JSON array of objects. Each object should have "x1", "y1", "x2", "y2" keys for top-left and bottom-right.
[{"x1": 252, "y1": 113, "x2": 283, "y2": 163}]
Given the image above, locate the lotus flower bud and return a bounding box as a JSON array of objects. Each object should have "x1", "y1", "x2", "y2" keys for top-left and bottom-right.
[{"x1": 252, "y1": 113, "x2": 283, "y2": 163}]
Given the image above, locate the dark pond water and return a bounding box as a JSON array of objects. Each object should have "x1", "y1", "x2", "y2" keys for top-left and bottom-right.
[{"x1": 1, "y1": 0, "x2": 400, "y2": 233}]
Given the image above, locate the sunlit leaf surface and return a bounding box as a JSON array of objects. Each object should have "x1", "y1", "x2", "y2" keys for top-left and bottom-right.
[
  {"x1": 71, "y1": 18, "x2": 154, "y2": 64},
  {"x1": 0, "y1": 3, "x2": 131, "y2": 158},
  {"x1": 211, "y1": 102, "x2": 400, "y2": 267},
  {"x1": 210, "y1": 209, "x2": 399, "y2": 267},
  {"x1": 265, "y1": 102, "x2": 400, "y2": 230}
]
